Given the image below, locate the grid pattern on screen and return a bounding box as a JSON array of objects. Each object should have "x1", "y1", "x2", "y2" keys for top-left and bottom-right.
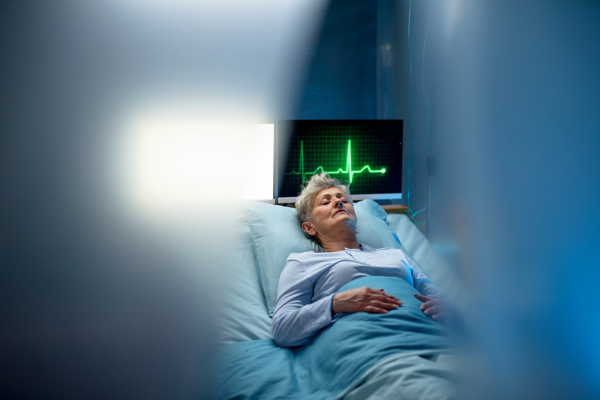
[{"x1": 281, "y1": 121, "x2": 402, "y2": 197}]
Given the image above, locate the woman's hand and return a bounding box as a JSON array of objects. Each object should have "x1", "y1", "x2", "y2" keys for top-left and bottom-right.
[
  {"x1": 414, "y1": 294, "x2": 451, "y2": 325},
  {"x1": 332, "y1": 287, "x2": 402, "y2": 314}
]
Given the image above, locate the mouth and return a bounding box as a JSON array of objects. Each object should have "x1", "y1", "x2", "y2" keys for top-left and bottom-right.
[{"x1": 335, "y1": 209, "x2": 348, "y2": 216}]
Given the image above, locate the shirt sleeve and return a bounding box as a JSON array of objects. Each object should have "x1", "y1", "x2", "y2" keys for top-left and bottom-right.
[
  {"x1": 403, "y1": 253, "x2": 441, "y2": 298},
  {"x1": 271, "y1": 258, "x2": 342, "y2": 347}
]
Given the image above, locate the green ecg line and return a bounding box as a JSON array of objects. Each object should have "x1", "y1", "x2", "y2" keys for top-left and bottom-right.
[{"x1": 286, "y1": 140, "x2": 386, "y2": 184}]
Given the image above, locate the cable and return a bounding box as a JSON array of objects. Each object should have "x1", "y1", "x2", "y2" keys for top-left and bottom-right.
[
  {"x1": 407, "y1": 0, "x2": 418, "y2": 220},
  {"x1": 406, "y1": 0, "x2": 430, "y2": 223},
  {"x1": 422, "y1": 3, "x2": 432, "y2": 115}
]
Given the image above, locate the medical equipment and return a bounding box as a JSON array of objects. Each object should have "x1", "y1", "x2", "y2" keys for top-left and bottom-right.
[{"x1": 276, "y1": 120, "x2": 403, "y2": 203}]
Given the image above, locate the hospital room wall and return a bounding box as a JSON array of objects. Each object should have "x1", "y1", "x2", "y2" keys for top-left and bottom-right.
[
  {"x1": 285, "y1": 0, "x2": 430, "y2": 224},
  {"x1": 376, "y1": 0, "x2": 431, "y2": 227},
  {"x1": 403, "y1": 1, "x2": 600, "y2": 399},
  {"x1": 286, "y1": 0, "x2": 378, "y2": 120}
]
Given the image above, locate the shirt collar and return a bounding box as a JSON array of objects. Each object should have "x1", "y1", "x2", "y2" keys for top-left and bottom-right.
[
  {"x1": 360, "y1": 244, "x2": 376, "y2": 252},
  {"x1": 345, "y1": 243, "x2": 372, "y2": 252}
]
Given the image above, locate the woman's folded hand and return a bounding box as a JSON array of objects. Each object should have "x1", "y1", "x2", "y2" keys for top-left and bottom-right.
[
  {"x1": 414, "y1": 294, "x2": 451, "y2": 325},
  {"x1": 332, "y1": 287, "x2": 402, "y2": 314}
]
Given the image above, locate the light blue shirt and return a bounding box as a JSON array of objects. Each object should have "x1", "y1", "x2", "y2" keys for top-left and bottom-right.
[{"x1": 272, "y1": 244, "x2": 440, "y2": 347}]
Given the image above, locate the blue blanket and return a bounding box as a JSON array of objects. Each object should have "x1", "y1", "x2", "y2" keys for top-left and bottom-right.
[{"x1": 215, "y1": 276, "x2": 449, "y2": 400}]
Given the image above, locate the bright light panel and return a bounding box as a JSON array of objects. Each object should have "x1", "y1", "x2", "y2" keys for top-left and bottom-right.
[{"x1": 126, "y1": 113, "x2": 252, "y2": 211}]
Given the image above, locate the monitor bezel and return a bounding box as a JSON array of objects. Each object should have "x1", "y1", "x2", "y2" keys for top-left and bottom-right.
[{"x1": 274, "y1": 119, "x2": 403, "y2": 204}]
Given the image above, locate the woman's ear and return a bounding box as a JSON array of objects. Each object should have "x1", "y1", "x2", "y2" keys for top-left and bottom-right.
[{"x1": 302, "y1": 222, "x2": 316, "y2": 236}]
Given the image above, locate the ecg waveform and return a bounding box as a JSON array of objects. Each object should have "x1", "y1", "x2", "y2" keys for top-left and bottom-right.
[{"x1": 286, "y1": 140, "x2": 386, "y2": 184}]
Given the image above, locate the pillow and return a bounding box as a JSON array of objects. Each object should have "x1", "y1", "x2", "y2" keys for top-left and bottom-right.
[
  {"x1": 353, "y1": 198, "x2": 402, "y2": 249},
  {"x1": 243, "y1": 199, "x2": 403, "y2": 317},
  {"x1": 219, "y1": 224, "x2": 274, "y2": 344}
]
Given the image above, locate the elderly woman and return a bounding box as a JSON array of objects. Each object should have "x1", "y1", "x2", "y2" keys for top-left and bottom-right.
[{"x1": 272, "y1": 172, "x2": 447, "y2": 348}]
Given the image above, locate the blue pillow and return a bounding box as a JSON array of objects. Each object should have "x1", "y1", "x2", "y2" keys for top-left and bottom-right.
[{"x1": 243, "y1": 199, "x2": 403, "y2": 317}]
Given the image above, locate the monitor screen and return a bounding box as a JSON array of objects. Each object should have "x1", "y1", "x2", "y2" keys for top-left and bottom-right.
[{"x1": 276, "y1": 120, "x2": 403, "y2": 202}]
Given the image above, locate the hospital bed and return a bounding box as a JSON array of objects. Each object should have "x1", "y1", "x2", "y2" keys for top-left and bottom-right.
[{"x1": 217, "y1": 199, "x2": 462, "y2": 399}]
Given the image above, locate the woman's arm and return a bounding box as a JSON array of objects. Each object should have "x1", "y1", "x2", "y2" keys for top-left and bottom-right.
[
  {"x1": 271, "y1": 259, "x2": 341, "y2": 347},
  {"x1": 402, "y1": 253, "x2": 452, "y2": 325},
  {"x1": 272, "y1": 257, "x2": 404, "y2": 347},
  {"x1": 403, "y1": 254, "x2": 441, "y2": 298}
]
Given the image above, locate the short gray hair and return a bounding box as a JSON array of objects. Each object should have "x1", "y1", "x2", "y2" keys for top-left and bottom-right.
[{"x1": 295, "y1": 172, "x2": 353, "y2": 227}]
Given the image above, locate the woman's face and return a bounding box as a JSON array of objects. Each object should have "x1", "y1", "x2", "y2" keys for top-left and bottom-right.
[{"x1": 301, "y1": 186, "x2": 357, "y2": 239}]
